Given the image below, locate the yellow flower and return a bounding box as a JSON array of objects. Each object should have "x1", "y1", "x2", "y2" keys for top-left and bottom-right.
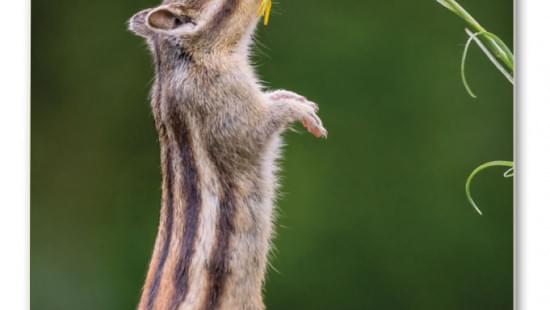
[{"x1": 258, "y1": 0, "x2": 272, "y2": 26}]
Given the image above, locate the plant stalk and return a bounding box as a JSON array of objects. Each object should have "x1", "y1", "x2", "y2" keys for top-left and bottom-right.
[{"x1": 438, "y1": 0, "x2": 514, "y2": 74}]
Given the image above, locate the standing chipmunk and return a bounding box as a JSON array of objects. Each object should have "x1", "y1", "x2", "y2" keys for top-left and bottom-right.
[{"x1": 128, "y1": 0, "x2": 327, "y2": 309}]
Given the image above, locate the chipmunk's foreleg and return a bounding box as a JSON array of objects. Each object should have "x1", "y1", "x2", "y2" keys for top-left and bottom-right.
[{"x1": 264, "y1": 90, "x2": 328, "y2": 138}]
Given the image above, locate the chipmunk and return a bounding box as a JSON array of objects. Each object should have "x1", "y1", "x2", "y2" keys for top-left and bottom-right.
[{"x1": 128, "y1": 0, "x2": 327, "y2": 309}]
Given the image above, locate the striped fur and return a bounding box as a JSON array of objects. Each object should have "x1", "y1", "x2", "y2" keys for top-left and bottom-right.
[
  {"x1": 169, "y1": 115, "x2": 202, "y2": 309},
  {"x1": 202, "y1": 161, "x2": 237, "y2": 310},
  {"x1": 146, "y1": 134, "x2": 174, "y2": 309},
  {"x1": 129, "y1": 0, "x2": 327, "y2": 309}
]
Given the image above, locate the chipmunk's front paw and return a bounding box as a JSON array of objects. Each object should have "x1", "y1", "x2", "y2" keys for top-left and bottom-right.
[
  {"x1": 268, "y1": 90, "x2": 327, "y2": 138},
  {"x1": 300, "y1": 108, "x2": 327, "y2": 138},
  {"x1": 289, "y1": 99, "x2": 327, "y2": 138}
]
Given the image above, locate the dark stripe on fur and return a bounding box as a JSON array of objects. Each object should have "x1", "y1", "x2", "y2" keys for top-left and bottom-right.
[
  {"x1": 169, "y1": 115, "x2": 202, "y2": 309},
  {"x1": 147, "y1": 137, "x2": 175, "y2": 310},
  {"x1": 204, "y1": 0, "x2": 239, "y2": 37},
  {"x1": 187, "y1": 0, "x2": 211, "y2": 8},
  {"x1": 202, "y1": 161, "x2": 237, "y2": 310}
]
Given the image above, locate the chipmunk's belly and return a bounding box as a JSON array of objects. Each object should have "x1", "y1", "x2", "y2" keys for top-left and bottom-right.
[{"x1": 214, "y1": 134, "x2": 282, "y2": 309}]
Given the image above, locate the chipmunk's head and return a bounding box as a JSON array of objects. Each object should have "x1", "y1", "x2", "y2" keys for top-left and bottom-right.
[{"x1": 129, "y1": 0, "x2": 262, "y2": 58}]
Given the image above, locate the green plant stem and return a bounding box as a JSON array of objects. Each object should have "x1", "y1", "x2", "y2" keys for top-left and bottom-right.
[
  {"x1": 441, "y1": 0, "x2": 485, "y2": 32},
  {"x1": 437, "y1": 0, "x2": 514, "y2": 73},
  {"x1": 438, "y1": 0, "x2": 514, "y2": 215},
  {"x1": 465, "y1": 29, "x2": 514, "y2": 84}
]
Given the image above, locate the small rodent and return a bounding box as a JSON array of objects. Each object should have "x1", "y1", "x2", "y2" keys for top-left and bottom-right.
[{"x1": 128, "y1": 0, "x2": 327, "y2": 309}]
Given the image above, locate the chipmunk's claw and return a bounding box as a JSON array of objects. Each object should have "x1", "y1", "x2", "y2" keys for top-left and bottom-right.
[{"x1": 302, "y1": 112, "x2": 327, "y2": 139}]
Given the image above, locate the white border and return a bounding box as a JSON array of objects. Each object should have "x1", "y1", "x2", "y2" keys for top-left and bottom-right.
[
  {"x1": 517, "y1": 1, "x2": 550, "y2": 309},
  {"x1": 0, "y1": 0, "x2": 548, "y2": 308},
  {"x1": 0, "y1": 0, "x2": 29, "y2": 306}
]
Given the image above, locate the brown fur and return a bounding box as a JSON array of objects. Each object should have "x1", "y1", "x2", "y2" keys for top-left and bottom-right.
[{"x1": 128, "y1": 1, "x2": 327, "y2": 309}]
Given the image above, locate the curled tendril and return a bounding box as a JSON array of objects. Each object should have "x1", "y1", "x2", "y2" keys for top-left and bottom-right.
[
  {"x1": 503, "y1": 168, "x2": 514, "y2": 178},
  {"x1": 461, "y1": 31, "x2": 485, "y2": 98},
  {"x1": 466, "y1": 161, "x2": 514, "y2": 215}
]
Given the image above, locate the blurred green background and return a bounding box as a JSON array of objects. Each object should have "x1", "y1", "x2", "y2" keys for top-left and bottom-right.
[{"x1": 31, "y1": 0, "x2": 513, "y2": 309}]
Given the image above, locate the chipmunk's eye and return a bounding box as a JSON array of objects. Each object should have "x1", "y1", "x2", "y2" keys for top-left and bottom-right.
[{"x1": 175, "y1": 16, "x2": 194, "y2": 27}]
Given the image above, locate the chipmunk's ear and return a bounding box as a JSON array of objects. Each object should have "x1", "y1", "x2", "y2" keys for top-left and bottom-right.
[
  {"x1": 146, "y1": 4, "x2": 196, "y2": 33},
  {"x1": 128, "y1": 8, "x2": 154, "y2": 38}
]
